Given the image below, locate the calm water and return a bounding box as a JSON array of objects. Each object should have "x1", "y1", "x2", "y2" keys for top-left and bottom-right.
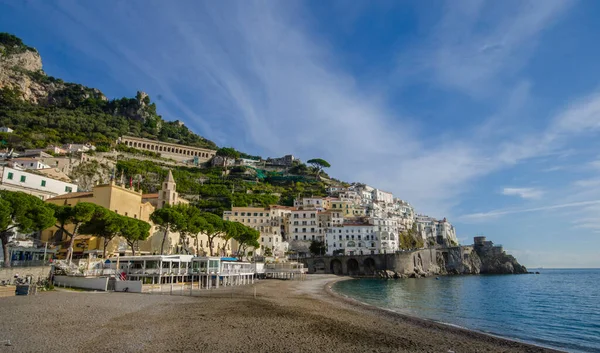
[{"x1": 333, "y1": 269, "x2": 600, "y2": 353}]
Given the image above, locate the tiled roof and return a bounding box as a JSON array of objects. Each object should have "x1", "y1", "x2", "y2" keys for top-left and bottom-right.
[{"x1": 142, "y1": 193, "x2": 159, "y2": 199}]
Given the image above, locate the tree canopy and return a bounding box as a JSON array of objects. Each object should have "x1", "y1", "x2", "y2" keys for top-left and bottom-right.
[
  {"x1": 49, "y1": 202, "x2": 97, "y2": 263},
  {"x1": 309, "y1": 240, "x2": 327, "y2": 256},
  {"x1": 306, "y1": 158, "x2": 331, "y2": 178},
  {"x1": 0, "y1": 191, "x2": 56, "y2": 267},
  {"x1": 79, "y1": 205, "x2": 125, "y2": 258},
  {"x1": 121, "y1": 218, "x2": 151, "y2": 256},
  {"x1": 150, "y1": 205, "x2": 183, "y2": 255}
]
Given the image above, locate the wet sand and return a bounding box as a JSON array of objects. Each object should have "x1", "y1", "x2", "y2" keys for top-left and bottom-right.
[{"x1": 0, "y1": 275, "x2": 562, "y2": 352}]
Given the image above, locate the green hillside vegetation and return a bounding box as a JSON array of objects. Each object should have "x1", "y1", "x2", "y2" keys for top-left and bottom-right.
[
  {"x1": 0, "y1": 87, "x2": 217, "y2": 151},
  {"x1": 116, "y1": 159, "x2": 328, "y2": 214},
  {"x1": 0, "y1": 33, "x2": 36, "y2": 55}
]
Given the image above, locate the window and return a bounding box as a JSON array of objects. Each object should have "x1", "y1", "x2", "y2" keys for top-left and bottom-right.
[
  {"x1": 65, "y1": 186, "x2": 73, "y2": 192},
  {"x1": 254, "y1": 213, "x2": 258, "y2": 216},
  {"x1": 7, "y1": 172, "x2": 13, "y2": 180},
  {"x1": 260, "y1": 213, "x2": 263, "y2": 216},
  {"x1": 20, "y1": 175, "x2": 26, "y2": 182},
  {"x1": 125, "y1": 212, "x2": 128, "y2": 216},
  {"x1": 41, "y1": 180, "x2": 46, "y2": 187},
  {"x1": 241, "y1": 212, "x2": 246, "y2": 216},
  {"x1": 234, "y1": 212, "x2": 238, "y2": 216}
]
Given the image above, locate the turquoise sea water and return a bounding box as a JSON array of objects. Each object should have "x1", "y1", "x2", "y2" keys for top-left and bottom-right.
[{"x1": 333, "y1": 269, "x2": 600, "y2": 353}]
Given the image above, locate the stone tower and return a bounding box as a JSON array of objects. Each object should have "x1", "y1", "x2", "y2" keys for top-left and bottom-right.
[{"x1": 158, "y1": 169, "x2": 178, "y2": 209}]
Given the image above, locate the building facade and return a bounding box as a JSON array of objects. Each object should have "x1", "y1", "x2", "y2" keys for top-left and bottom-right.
[
  {"x1": 0, "y1": 166, "x2": 77, "y2": 201},
  {"x1": 118, "y1": 136, "x2": 216, "y2": 163},
  {"x1": 223, "y1": 206, "x2": 293, "y2": 257}
]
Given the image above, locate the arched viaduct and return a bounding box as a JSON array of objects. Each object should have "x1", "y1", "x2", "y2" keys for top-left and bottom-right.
[{"x1": 300, "y1": 249, "x2": 439, "y2": 276}]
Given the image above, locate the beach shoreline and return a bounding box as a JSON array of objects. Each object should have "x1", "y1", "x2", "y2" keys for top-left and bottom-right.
[
  {"x1": 324, "y1": 276, "x2": 565, "y2": 353},
  {"x1": 0, "y1": 275, "x2": 564, "y2": 352}
]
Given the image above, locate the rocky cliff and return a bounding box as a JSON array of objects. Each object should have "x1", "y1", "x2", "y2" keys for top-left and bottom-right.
[
  {"x1": 436, "y1": 245, "x2": 528, "y2": 275},
  {"x1": 0, "y1": 33, "x2": 106, "y2": 105},
  {"x1": 475, "y1": 247, "x2": 528, "y2": 274}
]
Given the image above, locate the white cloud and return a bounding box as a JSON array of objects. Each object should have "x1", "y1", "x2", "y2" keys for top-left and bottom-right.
[
  {"x1": 502, "y1": 187, "x2": 544, "y2": 199},
  {"x1": 460, "y1": 200, "x2": 600, "y2": 222}
]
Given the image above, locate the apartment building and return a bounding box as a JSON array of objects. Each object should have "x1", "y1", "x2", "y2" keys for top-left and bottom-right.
[{"x1": 223, "y1": 206, "x2": 293, "y2": 257}]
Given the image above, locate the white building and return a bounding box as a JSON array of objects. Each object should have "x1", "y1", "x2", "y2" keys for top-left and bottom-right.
[
  {"x1": 63, "y1": 143, "x2": 96, "y2": 154},
  {"x1": 24, "y1": 146, "x2": 67, "y2": 155},
  {"x1": 293, "y1": 197, "x2": 326, "y2": 210},
  {"x1": 0, "y1": 126, "x2": 14, "y2": 133},
  {"x1": 373, "y1": 189, "x2": 394, "y2": 204},
  {"x1": 10, "y1": 158, "x2": 51, "y2": 170},
  {"x1": 0, "y1": 166, "x2": 77, "y2": 200},
  {"x1": 324, "y1": 217, "x2": 399, "y2": 256},
  {"x1": 326, "y1": 222, "x2": 375, "y2": 256},
  {"x1": 435, "y1": 218, "x2": 458, "y2": 246}
]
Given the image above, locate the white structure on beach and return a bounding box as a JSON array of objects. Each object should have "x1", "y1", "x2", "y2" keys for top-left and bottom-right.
[{"x1": 110, "y1": 255, "x2": 255, "y2": 288}]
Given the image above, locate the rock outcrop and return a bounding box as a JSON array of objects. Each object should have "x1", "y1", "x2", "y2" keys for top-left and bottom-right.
[
  {"x1": 437, "y1": 247, "x2": 481, "y2": 275},
  {"x1": 476, "y1": 250, "x2": 528, "y2": 274},
  {"x1": 1, "y1": 34, "x2": 107, "y2": 104}
]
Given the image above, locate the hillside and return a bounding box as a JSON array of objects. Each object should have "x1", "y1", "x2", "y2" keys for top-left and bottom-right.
[
  {"x1": 0, "y1": 33, "x2": 216, "y2": 151},
  {"x1": 0, "y1": 33, "x2": 335, "y2": 213}
]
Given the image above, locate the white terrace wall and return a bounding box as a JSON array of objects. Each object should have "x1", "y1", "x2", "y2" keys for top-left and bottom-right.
[
  {"x1": 54, "y1": 275, "x2": 108, "y2": 291},
  {"x1": 114, "y1": 280, "x2": 142, "y2": 293}
]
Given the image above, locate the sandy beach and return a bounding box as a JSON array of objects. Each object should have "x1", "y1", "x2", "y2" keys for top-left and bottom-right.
[{"x1": 0, "y1": 275, "x2": 562, "y2": 352}]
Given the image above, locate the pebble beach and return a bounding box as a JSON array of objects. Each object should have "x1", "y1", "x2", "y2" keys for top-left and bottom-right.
[{"x1": 0, "y1": 275, "x2": 562, "y2": 352}]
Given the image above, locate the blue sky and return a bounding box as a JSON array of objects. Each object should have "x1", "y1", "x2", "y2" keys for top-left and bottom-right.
[{"x1": 2, "y1": 0, "x2": 600, "y2": 267}]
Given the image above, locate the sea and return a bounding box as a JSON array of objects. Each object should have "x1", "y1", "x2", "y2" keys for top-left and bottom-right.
[{"x1": 332, "y1": 269, "x2": 600, "y2": 353}]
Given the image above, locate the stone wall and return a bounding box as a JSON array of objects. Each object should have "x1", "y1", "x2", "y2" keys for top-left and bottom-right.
[
  {"x1": 300, "y1": 249, "x2": 440, "y2": 276},
  {"x1": 0, "y1": 266, "x2": 52, "y2": 283}
]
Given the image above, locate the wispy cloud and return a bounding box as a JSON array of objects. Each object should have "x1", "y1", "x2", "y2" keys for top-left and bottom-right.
[
  {"x1": 460, "y1": 200, "x2": 600, "y2": 222},
  {"x1": 502, "y1": 187, "x2": 544, "y2": 199},
  {"x1": 12, "y1": 0, "x2": 590, "y2": 222},
  {"x1": 399, "y1": 0, "x2": 573, "y2": 96}
]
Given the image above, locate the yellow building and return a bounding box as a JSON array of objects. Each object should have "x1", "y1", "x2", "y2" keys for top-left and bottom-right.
[
  {"x1": 42, "y1": 170, "x2": 190, "y2": 259},
  {"x1": 330, "y1": 200, "x2": 366, "y2": 218}
]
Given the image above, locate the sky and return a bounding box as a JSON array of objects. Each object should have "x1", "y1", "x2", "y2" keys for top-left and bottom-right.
[{"x1": 1, "y1": 0, "x2": 600, "y2": 267}]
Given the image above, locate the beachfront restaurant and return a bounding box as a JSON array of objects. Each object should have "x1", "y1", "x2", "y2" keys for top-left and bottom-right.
[
  {"x1": 191, "y1": 256, "x2": 255, "y2": 289},
  {"x1": 110, "y1": 254, "x2": 194, "y2": 284},
  {"x1": 109, "y1": 255, "x2": 255, "y2": 287}
]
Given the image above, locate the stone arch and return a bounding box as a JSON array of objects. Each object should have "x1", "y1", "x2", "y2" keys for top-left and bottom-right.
[
  {"x1": 330, "y1": 259, "x2": 343, "y2": 275},
  {"x1": 313, "y1": 259, "x2": 325, "y2": 274},
  {"x1": 363, "y1": 258, "x2": 376, "y2": 275},
  {"x1": 347, "y1": 258, "x2": 359, "y2": 276}
]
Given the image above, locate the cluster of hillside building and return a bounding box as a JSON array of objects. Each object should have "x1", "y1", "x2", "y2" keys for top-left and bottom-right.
[
  {"x1": 1, "y1": 129, "x2": 458, "y2": 263},
  {"x1": 224, "y1": 184, "x2": 458, "y2": 257}
]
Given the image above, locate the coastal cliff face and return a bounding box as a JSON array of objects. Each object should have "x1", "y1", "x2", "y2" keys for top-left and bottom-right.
[
  {"x1": 0, "y1": 33, "x2": 107, "y2": 105},
  {"x1": 434, "y1": 245, "x2": 527, "y2": 275},
  {"x1": 474, "y1": 247, "x2": 528, "y2": 274},
  {"x1": 438, "y1": 247, "x2": 481, "y2": 275}
]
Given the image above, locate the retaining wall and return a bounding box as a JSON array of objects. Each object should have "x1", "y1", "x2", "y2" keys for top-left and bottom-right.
[{"x1": 0, "y1": 266, "x2": 51, "y2": 283}]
